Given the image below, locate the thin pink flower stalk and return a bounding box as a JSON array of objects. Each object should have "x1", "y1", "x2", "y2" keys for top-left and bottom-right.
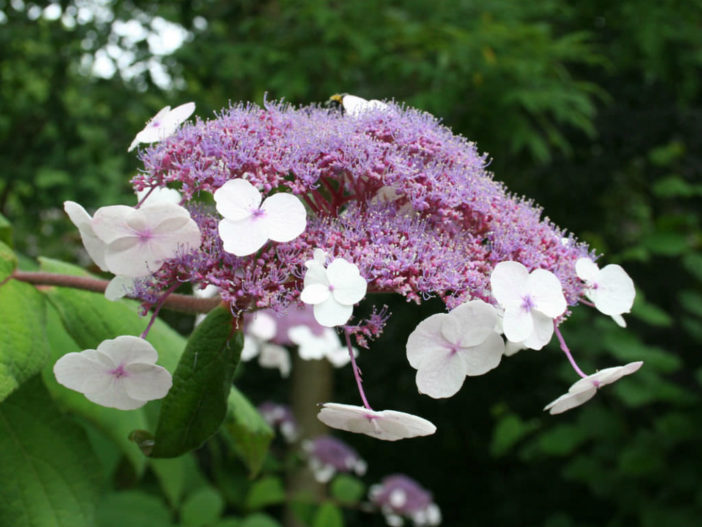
[
  {"x1": 345, "y1": 326, "x2": 373, "y2": 410},
  {"x1": 554, "y1": 323, "x2": 588, "y2": 379}
]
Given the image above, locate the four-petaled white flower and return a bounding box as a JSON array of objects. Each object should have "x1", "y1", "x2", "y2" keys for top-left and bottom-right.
[
  {"x1": 53, "y1": 335, "x2": 172, "y2": 410},
  {"x1": 406, "y1": 300, "x2": 504, "y2": 398},
  {"x1": 288, "y1": 325, "x2": 356, "y2": 367},
  {"x1": 317, "y1": 403, "x2": 436, "y2": 441},
  {"x1": 337, "y1": 94, "x2": 389, "y2": 117},
  {"x1": 92, "y1": 202, "x2": 201, "y2": 277},
  {"x1": 128, "y1": 102, "x2": 195, "y2": 152},
  {"x1": 490, "y1": 261, "x2": 567, "y2": 350},
  {"x1": 544, "y1": 361, "x2": 643, "y2": 415},
  {"x1": 214, "y1": 177, "x2": 307, "y2": 257},
  {"x1": 576, "y1": 257, "x2": 635, "y2": 327},
  {"x1": 301, "y1": 251, "x2": 367, "y2": 327}
]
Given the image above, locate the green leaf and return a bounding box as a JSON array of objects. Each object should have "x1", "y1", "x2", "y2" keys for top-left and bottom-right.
[
  {"x1": 223, "y1": 386, "x2": 274, "y2": 477},
  {"x1": 240, "y1": 513, "x2": 282, "y2": 527},
  {"x1": 42, "y1": 304, "x2": 148, "y2": 475},
  {"x1": 149, "y1": 455, "x2": 208, "y2": 508},
  {"x1": 181, "y1": 487, "x2": 225, "y2": 526},
  {"x1": 96, "y1": 492, "x2": 173, "y2": 527},
  {"x1": 148, "y1": 305, "x2": 242, "y2": 458},
  {"x1": 0, "y1": 241, "x2": 17, "y2": 281},
  {"x1": 490, "y1": 413, "x2": 540, "y2": 457},
  {"x1": 313, "y1": 503, "x2": 344, "y2": 527},
  {"x1": 0, "y1": 278, "x2": 48, "y2": 401},
  {"x1": 245, "y1": 476, "x2": 286, "y2": 510},
  {"x1": 640, "y1": 231, "x2": 688, "y2": 256},
  {"x1": 602, "y1": 332, "x2": 680, "y2": 373},
  {"x1": 39, "y1": 258, "x2": 185, "y2": 372},
  {"x1": 0, "y1": 213, "x2": 12, "y2": 247},
  {"x1": 631, "y1": 296, "x2": 673, "y2": 327},
  {"x1": 330, "y1": 475, "x2": 365, "y2": 505},
  {"x1": 0, "y1": 377, "x2": 101, "y2": 527}
]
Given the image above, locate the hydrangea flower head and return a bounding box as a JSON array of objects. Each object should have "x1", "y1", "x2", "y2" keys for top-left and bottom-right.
[
  {"x1": 369, "y1": 474, "x2": 441, "y2": 527},
  {"x1": 302, "y1": 435, "x2": 367, "y2": 483},
  {"x1": 53, "y1": 336, "x2": 172, "y2": 410}
]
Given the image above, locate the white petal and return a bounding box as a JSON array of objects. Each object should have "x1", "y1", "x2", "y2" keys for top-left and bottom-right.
[
  {"x1": 317, "y1": 403, "x2": 436, "y2": 441},
  {"x1": 136, "y1": 187, "x2": 181, "y2": 206},
  {"x1": 122, "y1": 363, "x2": 172, "y2": 401},
  {"x1": 571, "y1": 361, "x2": 643, "y2": 391},
  {"x1": 218, "y1": 217, "x2": 269, "y2": 257},
  {"x1": 611, "y1": 314, "x2": 627, "y2": 327},
  {"x1": 504, "y1": 340, "x2": 526, "y2": 357},
  {"x1": 103, "y1": 238, "x2": 154, "y2": 277},
  {"x1": 64, "y1": 201, "x2": 108, "y2": 271},
  {"x1": 327, "y1": 259, "x2": 367, "y2": 305},
  {"x1": 575, "y1": 258, "x2": 599, "y2": 282},
  {"x1": 303, "y1": 262, "x2": 330, "y2": 288},
  {"x1": 406, "y1": 313, "x2": 449, "y2": 369},
  {"x1": 214, "y1": 178, "x2": 262, "y2": 221},
  {"x1": 105, "y1": 276, "x2": 137, "y2": 301},
  {"x1": 461, "y1": 333, "x2": 504, "y2": 376},
  {"x1": 241, "y1": 336, "x2": 260, "y2": 360},
  {"x1": 522, "y1": 311, "x2": 555, "y2": 350},
  {"x1": 53, "y1": 350, "x2": 112, "y2": 394},
  {"x1": 159, "y1": 102, "x2": 195, "y2": 134},
  {"x1": 544, "y1": 383, "x2": 597, "y2": 415},
  {"x1": 91, "y1": 205, "x2": 134, "y2": 244},
  {"x1": 313, "y1": 298, "x2": 353, "y2": 327},
  {"x1": 528, "y1": 269, "x2": 567, "y2": 318},
  {"x1": 128, "y1": 105, "x2": 171, "y2": 151},
  {"x1": 258, "y1": 344, "x2": 291, "y2": 377},
  {"x1": 97, "y1": 335, "x2": 159, "y2": 365},
  {"x1": 85, "y1": 381, "x2": 146, "y2": 410},
  {"x1": 589, "y1": 264, "x2": 635, "y2": 316},
  {"x1": 289, "y1": 326, "x2": 327, "y2": 360},
  {"x1": 248, "y1": 312, "x2": 277, "y2": 341},
  {"x1": 490, "y1": 261, "x2": 529, "y2": 309},
  {"x1": 447, "y1": 300, "x2": 498, "y2": 347},
  {"x1": 261, "y1": 193, "x2": 307, "y2": 242},
  {"x1": 415, "y1": 348, "x2": 468, "y2": 399},
  {"x1": 300, "y1": 283, "x2": 331, "y2": 305},
  {"x1": 342, "y1": 95, "x2": 388, "y2": 117},
  {"x1": 502, "y1": 308, "x2": 534, "y2": 343}
]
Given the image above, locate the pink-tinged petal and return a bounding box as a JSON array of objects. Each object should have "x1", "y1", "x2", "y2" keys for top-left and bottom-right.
[
  {"x1": 529, "y1": 269, "x2": 566, "y2": 318},
  {"x1": 327, "y1": 259, "x2": 367, "y2": 305},
  {"x1": 571, "y1": 361, "x2": 643, "y2": 392},
  {"x1": 461, "y1": 333, "x2": 504, "y2": 376},
  {"x1": 303, "y1": 262, "x2": 329, "y2": 288},
  {"x1": 53, "y1": 350, "x2": 112, "y2": 394},
  {"x1": 92, "y1": 205, "x2": 134, "y2": 244},
  {"x1": 543, "y1": 383, "x2": 597, "y2": 415},
  {"x1": 218, "y1": 216, "x2": 269, "y2": 257},
  {"x1": 522, "y1": 311, "x2": 555, "y2": 350},
  {"x1": 490, "y1": 261, "x2": 529, "y2": 309},
  {"x1": 448, "y1": 300, "x2": 498, "y2": 347},
  {"x1": 64, "y1": 201, "x2": 109, "y2": 271},
  {"x1": 104, "y1": 237, "x2": 154, "y2": 277},
  {"x1": 214, "y1": 178, "x2": 261, "y2": 221},
  {"x1": 415, "y1": 349, "x2": 467, "y2": 399},
  {"x1": 261, "y1": 193, "x2": 307, "y2": 242},
  {"x1": 589, "y1": 264, "x2": 635, "y2": 316},
  {"x1": 97, "y1": 336, "x2": 159, "y2": 365},
  {"x1": 373, "y1": 410, "x2": 437, "y2": 440},
  {"x1": 317, "y1": 403, "x2": 435, "y2": 441},
  {"x1": 128, "y1": 106, "x2": 171, "y2": 151},
  {"x1": 159, "y1": 102, "x2": 195, "y2": 133},
  {"x1": 301, "y1": 283, "x2": 331, "y2": 305},
  {"x1": 502, "y1": 308, "x2": 534, "y2": 343},
  {"x1": 313, "y1": 298, "x2": 353, "y2": 327},
  {"x1": 406, "y1": 313, "x2": 449, "y2": 369},
  {"x1": 86, "y1": 378, "x2": 145, "y2": 410},
  {"x1": 123, "y1": 363, "x2": 172, "y2": 401},
  {"x1": 105, "y1": 276, "x2": 137, "y2": 301},
  {"x1": 575, "y1": 258, "x2": 599, "y2": 282}
]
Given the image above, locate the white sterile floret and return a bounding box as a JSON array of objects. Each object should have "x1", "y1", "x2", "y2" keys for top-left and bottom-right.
[
  {"x1": 136, "y1": 186, "x2": 182, "y2": 206},
  {"x1": 91, "y1": 202, "x2": 201, "y2": 278},
  {"x1": 128, "y1": 102, "x2": 195, "y2": 151},
  {"x1": 288, "y1": 325, "x2": 357, "y2": 367},
  {"x1": 53, "y1": 335, "x2": 172, "y2": 410},
  {"x1": 490, "y1": 261, "x2": 567, "y2": 350},
  {"x1": 406, "y1": 300, "x2": 504, "y2": 398},
  {"x1": 544, "y1": 361, "x2": 644, "y2": 415},
  {"x1": 340, "y1": 94, "x2": 389, "y2": 117},
  {"x1": 241, "y1": 312, "x2": 291, "y2": 376},
  {"x1": 214, "y1": 177, "x2": 307, "y2": 257},
  {"x1": 576, "y1": 257, "x2": 635, "y2": 327},
  {"x1": 301, "y1": 252, "x2": 367, "y2": 327},
  {"x1": 64, "y1": 201, "x2": 109, "y2": 271},
  {"x1": 317, "y1": 403, "x2": 436, "y2": 441}
]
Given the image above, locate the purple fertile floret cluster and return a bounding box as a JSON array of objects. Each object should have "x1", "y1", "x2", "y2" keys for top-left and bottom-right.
[{"x1": 132, "y1": 100, "x2": 591, "y2": 335}]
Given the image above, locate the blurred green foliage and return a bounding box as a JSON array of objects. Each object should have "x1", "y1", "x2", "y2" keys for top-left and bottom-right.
[{"x1": 1, "y1": 0, "x2": 702, "y2": 526}]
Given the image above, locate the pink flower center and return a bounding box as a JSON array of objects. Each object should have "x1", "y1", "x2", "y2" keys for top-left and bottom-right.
[
  {"x1": 252, "y1": 208, "x2": 266, "y2": 219},
  {"x1": 138, "y1": 229, "x2": 154, "y2": 243},
  {"x1": 521, "y1": 295, "x2": 535, "y2": 312},
  {"x1": 110, "y1": 364, "x2": 128, "y2": 379}
]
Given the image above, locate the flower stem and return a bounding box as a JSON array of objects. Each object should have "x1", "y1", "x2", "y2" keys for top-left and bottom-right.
[
  {"x1": 554, "y1": 322, "x2": 588, "y2": 379},
  {"x1": 140, "y1": 282, "x2": 179, "y2": 338},
  {"x1": 344, "y1": 327, "x2": 373, "y2": 410}
]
